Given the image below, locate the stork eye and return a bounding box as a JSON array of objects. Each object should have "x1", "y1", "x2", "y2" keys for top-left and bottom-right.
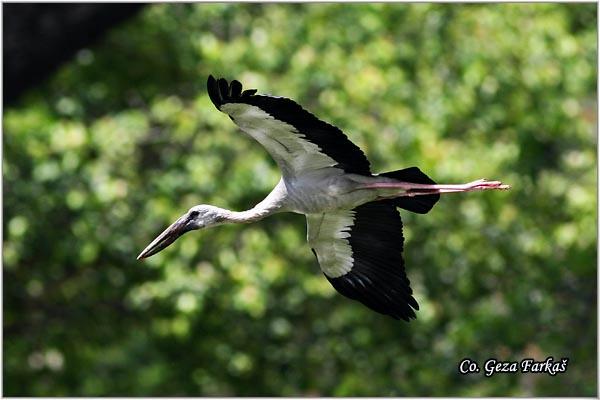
[{"x1": 189, "y1": 210, "x2": 200, "y2": 218}]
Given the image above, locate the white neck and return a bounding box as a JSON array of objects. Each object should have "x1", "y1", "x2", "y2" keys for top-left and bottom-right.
[
  {"x1": 225, "y1": 207, "x2": 275, "y2": 224},
  {"x1": 221, "y1": 178, "x2": 288, "y2": 224}
]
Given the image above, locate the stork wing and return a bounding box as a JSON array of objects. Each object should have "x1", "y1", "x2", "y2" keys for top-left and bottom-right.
[
  {"x1": 306, "y1": 202, "x2": 419, "y2": 321},
  {"x1": 207, "y1": 75, "x2": 371, "y2": 176}
]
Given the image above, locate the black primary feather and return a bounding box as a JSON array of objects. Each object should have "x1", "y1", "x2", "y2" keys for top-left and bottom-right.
[{"x1": 322, "y1": 202, "x2": 418, "y2": 321}]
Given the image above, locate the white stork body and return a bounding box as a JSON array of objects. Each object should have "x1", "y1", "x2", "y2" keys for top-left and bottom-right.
[{"x1": 138, "y1": 76, "x2": 509, "y2": 321}]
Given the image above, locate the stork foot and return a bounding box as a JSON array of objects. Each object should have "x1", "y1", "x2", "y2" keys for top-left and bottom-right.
[{"x1": 464, "y1": 179, "x2": 511, "y2": 191}]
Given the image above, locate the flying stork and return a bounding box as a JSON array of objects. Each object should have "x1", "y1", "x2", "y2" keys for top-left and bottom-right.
[{"x1": 138, "y1": 75, "x2": 509, "y2": 321}]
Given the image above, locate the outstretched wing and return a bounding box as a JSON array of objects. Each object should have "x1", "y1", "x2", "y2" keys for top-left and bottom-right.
[
  {"x1": 306, "y1": 202, "x2": 419, "y2": 321},
  {"x1": 207, "y1": 75, "x2": 371, "y2": 177}
]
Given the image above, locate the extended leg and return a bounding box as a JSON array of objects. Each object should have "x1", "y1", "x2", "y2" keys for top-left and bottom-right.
[{"x1": 364, "y1": 178, "x2": 510, "y2": 197}]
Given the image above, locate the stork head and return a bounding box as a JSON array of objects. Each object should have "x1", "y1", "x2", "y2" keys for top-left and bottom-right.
[{"x1": 137, "y1": 205, "x2": 226, "y2": 260}]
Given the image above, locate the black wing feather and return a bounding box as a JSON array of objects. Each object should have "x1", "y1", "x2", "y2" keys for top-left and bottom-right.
[
  {"x1": 207, "y1": 75, "x2": 371, "y2": 175},
  {"x1": 241, "y1": 88, "x2": 257, "y2": 98},
  {"x1": 379, "y1": 167, "x2": 440, "y2": 214},
  {"x1": 207, "y1": 75, "x2": 223, "y2": 107},
  {"x1": 324, "y1": 202, "x2": 419, "y2": 321},
  {"x1": 230, "y1": 80, "x2": 243, "y2": 98}
]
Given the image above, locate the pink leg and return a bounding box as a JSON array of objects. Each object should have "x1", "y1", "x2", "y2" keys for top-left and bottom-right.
[{"x1": 365, "y1": 179, "x2": 510, "y2": 197}]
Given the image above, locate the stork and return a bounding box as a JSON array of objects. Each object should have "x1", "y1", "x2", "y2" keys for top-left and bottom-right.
[{"x1": 137, "y1": 75, "x2": 509, "y2": 321}]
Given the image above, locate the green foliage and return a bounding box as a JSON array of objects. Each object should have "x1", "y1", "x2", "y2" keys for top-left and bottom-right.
[{"x1": 4, "y1": 3, "x2": 596, "y2": 396}]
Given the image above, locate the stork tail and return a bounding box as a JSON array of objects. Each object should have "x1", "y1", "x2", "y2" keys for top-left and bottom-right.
[{"x1": 379, "y1": 167, "x2": 440, "y2": 214}]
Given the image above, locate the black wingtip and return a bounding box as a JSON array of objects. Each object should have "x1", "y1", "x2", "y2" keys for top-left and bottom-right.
[
  {"x1": 207, "y1": 75, "x2": 259, "y2": 110},
  {"x1": 230, "y1": 80, "x2": 242, "y2": 98},
  {"x1": 217, "y1": 78, "x2": 229, "y2": 100},
  {"x1": 327, "y1": 274, "x2": 418, "y2": 322},
  {"x1": 207, "y1": 75, "x2": 223, "y2": 109},
  {"x1": 241, "y1": 89, "x2": 257, "y2": 98}
]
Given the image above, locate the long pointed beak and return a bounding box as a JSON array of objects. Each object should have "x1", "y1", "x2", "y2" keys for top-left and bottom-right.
[{"x1": 137, "y1": 216, "x2": 189, "y2": 260}]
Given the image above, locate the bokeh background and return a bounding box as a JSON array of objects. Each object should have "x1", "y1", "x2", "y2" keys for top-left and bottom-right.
[{"x1": 3, "y1": 3, "x2": 597, "y2": 396}]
